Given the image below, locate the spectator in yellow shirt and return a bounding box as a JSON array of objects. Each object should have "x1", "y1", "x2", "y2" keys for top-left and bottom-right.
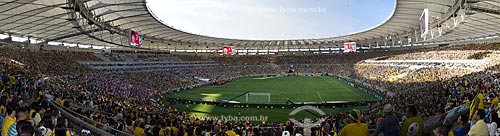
[
  {"x1": 134, "y1": 119, "x2": 146, "y2": 136},
  {"x1": 339, "y1": 109, "x2": 368, "y2": 136},
  {"x1": 225, "y1": 126, "x2": 237, "y2": 136},
  {"x1": 489, "y1": 94, "x2": 499, "y2": 110},
  {"x1": 470, "y1": 85, "x2": 484, "y2": 118},
  {"x1": 400, "y1": 106, "x2": 423, "y2": 136}
]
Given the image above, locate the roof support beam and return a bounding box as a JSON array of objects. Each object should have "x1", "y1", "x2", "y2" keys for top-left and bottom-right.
[
  {"x1": 95, "y1": 8, "x2": 146, "y2": 18},
  {"x1": 103, "y1": 13, "x2": 150, "y2": 24},
  {"x1": 0, "y1": 4, "x2": 64, "y2": 30},
  {"x1": 46, "y1": 28, "x2": 105, "y2": 41},
  {"x1": 87, "y1": 1, "x2": 144, "y2": 11}
]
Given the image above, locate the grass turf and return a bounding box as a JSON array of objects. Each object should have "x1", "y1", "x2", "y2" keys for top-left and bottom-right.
[
  {"x1": 164, "y1": 76, "x2": 375, "y2": 122},
  {"x1": 167, "y1": 76, "x2": 374, "y2": 104}
]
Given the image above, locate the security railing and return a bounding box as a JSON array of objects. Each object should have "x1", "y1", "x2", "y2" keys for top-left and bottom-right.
[{"x1": 45, "y1": 94, "x2": 133, "y2": 136}]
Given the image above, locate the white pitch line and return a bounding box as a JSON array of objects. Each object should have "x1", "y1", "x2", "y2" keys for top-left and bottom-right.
[
  {"x1": 327, "y1": 77, "x2": 362, "y2": 98},
  {"x1": 317, "y1": 91, "x2": 323, "y2": 102}
]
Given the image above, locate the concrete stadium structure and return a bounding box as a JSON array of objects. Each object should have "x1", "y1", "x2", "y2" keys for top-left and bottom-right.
[{"x1": 0, "y1": 0, "x2": 499, "y2": 52}]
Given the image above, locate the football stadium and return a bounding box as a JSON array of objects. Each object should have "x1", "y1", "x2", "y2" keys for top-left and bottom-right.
[{"x1": 1, "y1": 0, "x2": 500, "y2": 135}]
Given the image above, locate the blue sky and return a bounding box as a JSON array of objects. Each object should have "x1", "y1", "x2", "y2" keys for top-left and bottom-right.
[{"x1": 146, "y1": 0, "x2": 395, "y2": 40}]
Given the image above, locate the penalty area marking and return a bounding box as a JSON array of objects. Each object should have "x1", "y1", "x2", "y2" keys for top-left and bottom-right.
[
  {"x1": 317, "y1": 91, "x2": 323, "y2": 102},
  {"x1": 325, "y1": 77, "x2": 363, "y2": 99}
]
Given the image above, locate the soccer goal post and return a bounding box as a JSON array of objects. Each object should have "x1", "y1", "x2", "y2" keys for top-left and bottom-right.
[{"x1": 245, "y1": 93, "x2": 271, "y2": 103}]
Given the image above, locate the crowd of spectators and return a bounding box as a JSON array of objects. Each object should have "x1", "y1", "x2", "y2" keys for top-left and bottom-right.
[
  {"x1": 103, "y1": 53, "x2": 182, "y2": 62},
  {"x1": 382, "y1": 50, "x2": 487, "y2": 60},
  {"x1": 1, "y1": 46, "x2": 81, "y2": 135},
  {"x1": 0, "y1": 42, "x2": 500, "y2": 135}
]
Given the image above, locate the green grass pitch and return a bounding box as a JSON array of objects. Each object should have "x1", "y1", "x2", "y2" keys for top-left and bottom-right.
[
  {"x1": 164, "y1": 76, "x2": 376, "y2": 122},
  {"x1": 167, "y1": 76, "x2": 375, "y2": 104}
]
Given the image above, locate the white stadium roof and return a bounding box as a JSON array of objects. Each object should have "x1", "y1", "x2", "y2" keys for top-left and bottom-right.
[{"x1": 0, "y1": 0, "x2": 499, "y2": 50}]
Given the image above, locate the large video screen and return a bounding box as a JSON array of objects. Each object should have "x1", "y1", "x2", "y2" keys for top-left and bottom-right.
[
  {"x1": 222, "y1": 46, "x2": 235, "y2": 55},
  {"x1": 129, "y1": 29, "x2": 142, "y2": 47},
  {"x1": 420, "y1": 9, "x2": 429, "y2": 38},
  {"x1": 343, "y1": 42, "x2": 356, "y2": 53}
]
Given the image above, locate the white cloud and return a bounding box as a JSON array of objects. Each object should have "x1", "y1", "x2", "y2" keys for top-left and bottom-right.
[
  {"x1": 147, "y1": 0, "x2": 320, "y2": 40},
  {"x1": 146, "y1": 0, "x2": 393, "y2": 40}
]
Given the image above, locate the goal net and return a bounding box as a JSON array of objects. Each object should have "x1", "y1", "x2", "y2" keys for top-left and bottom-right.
[{"x1": 245, "y1": 93, "x2": 271, "y2": 103}]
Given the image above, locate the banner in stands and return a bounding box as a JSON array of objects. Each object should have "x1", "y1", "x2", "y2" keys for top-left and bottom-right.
[
  {"x1": 420, "y1": 9, "x2": 429, "y2": 38},
  {"x1": 129, "y1": 29, "x2": 142, "y2": 47},
  {"x1": 343, "y1": 42, "x2": 356, "y2": 52},
  {"x1": 223, "y1": 46, "x2": 235, "y2": 55}
]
